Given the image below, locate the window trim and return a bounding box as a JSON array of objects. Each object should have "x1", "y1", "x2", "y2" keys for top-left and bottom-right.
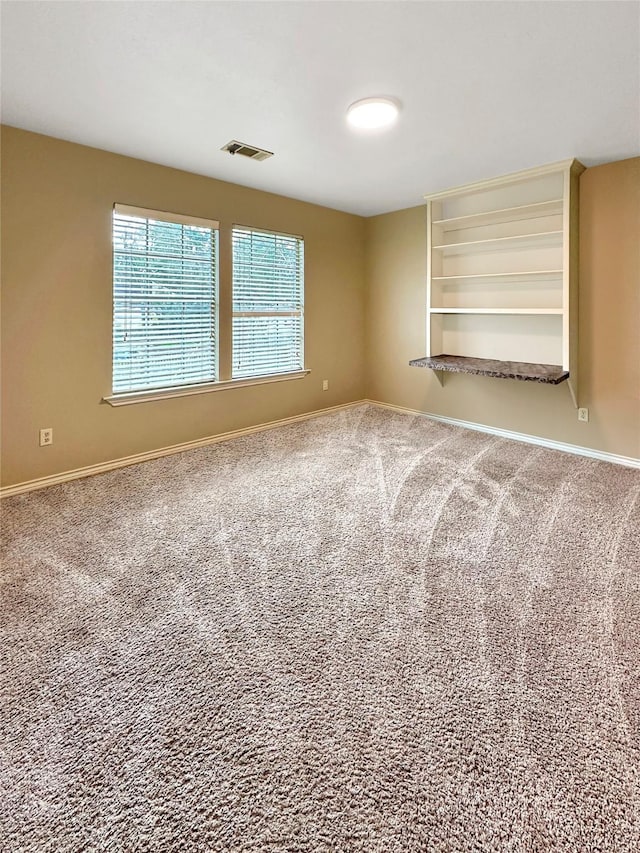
[
  {"x1": 114, "y1": 203, "x2": 219, "y2": 231},
  {"x1": 102, "y1": 369, "x2": 310, "y2": 407}
]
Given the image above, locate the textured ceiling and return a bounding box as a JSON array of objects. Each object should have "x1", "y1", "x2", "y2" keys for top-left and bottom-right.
[{"x1": 2, "y1": 1, "x2": 639, "y2": 216}]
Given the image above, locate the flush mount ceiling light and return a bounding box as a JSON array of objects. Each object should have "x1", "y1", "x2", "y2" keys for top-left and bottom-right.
[{"x1": 346, "y1": 97, "x2": 400, "y2": 130}]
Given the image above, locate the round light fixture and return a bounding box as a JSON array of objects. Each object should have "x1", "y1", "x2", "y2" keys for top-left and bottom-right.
[{"x1": 346, "y1": 97, "x2": 399, "y2": 130}]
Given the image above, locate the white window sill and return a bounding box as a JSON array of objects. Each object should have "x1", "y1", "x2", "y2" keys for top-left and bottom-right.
[{"x1": 102, "y1": 370, "x2": 310, "y2": 407}]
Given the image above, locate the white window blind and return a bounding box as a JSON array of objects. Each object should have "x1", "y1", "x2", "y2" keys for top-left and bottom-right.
[
  {"x1": 232, "y1": 227, "x2": 304, "y2": 379},
  {"x1": 112, "y1": 204, "x2": 218, "y2": 394}
]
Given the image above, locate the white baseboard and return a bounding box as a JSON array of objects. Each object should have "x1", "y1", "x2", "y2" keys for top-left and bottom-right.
[
  {"x1": 5, "y1": 398, "x2": 636, "y2": 497},
  {"x1": 367, "y1": 400, "x2": 640, "y2": 470},
  {"x1": 0, "y1": 401, "x2": 366, "y2": 498}
]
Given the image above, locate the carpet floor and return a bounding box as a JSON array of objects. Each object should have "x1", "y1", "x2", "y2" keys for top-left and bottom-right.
[{"x1": 1, "y1": 404, "x2": 639, "y2": 852}]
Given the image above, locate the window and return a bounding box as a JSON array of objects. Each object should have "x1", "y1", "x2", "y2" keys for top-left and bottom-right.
[
  {"x1": 112, "y1": 204, "x2": 218, "y2": 394},
  {"x1": 109, "y1": 211, "x2": 307, "y2": 403},
  {"x1": 232, "y1": 227, "x2": 304, "y2": 379}
]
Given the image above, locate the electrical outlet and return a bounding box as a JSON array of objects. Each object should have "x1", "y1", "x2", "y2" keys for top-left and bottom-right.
[
  {"x1": 322, "y1": 379, "x2": 329, "y2": 391},
  {"x1": 39, "y1": 428, "x2": 53, "y2": 446},
  {"x1": 577, "y1": 408, "x2": 589, "y2": 423}
]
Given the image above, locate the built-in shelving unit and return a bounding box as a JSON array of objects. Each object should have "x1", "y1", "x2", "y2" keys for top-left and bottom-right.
[{"x1": 411, "y1": 159, "x2": 585, "y2": 404}]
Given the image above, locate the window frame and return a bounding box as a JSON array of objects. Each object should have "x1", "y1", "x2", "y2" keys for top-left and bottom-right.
[{"x1": 105, "y1": 209, "x2": 309, "y2": 406}]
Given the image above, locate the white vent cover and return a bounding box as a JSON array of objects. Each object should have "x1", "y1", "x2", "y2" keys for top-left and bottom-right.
[{"x1": 221, "y1": 140, "x2": 273, "y2": 161}]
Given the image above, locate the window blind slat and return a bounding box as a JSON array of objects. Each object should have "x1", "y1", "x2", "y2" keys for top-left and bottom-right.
[
  {"x1": 113, "y1": 208, "x2": 218, "y2": 394},
  {"x1": 232, "y1": 228, "x2": 304, "y2": 380}
]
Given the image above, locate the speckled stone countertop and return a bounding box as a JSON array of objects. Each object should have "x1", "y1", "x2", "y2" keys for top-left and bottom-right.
[{"x1": 409, "y1": 354, "x2": 569, "y2": 384}]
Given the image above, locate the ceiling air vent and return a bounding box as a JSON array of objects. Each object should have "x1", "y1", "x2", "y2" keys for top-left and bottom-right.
[{"x1": 221, "y1": 140, "x2": 273, "y2": 162}]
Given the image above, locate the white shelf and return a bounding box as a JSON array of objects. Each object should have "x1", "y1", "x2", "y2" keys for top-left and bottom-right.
[
  {"x1": 429, "y1": 308, "x2": 563, "y2": 315},
  {"x1": 417, "y1": 159, "x2": 584, "y2": 402},
  {"x1": 432, "y1": 270, "x2": 563, "y2": 283},
  {"x1": 433, "y1": 230, "x2": 563, "y2": 256},
  {"x1": 433, "y1": 199, "x2": 564, "y2": 230}
]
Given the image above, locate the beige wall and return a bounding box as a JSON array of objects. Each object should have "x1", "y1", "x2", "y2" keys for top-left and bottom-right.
[
  {"x1": 1, "y1": 127, "x2": 366, "y2": 487},
  {"x1": 365, "y1": 157, "x2": 640, "y2": 459},
  {"x1": 2, "y1": 129, "x2": 638, "y2": 489}
]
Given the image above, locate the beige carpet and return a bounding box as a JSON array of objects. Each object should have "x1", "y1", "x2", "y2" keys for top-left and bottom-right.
[{"x1": 1, "y1": 404, "x2": 639, "y2": 852}]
